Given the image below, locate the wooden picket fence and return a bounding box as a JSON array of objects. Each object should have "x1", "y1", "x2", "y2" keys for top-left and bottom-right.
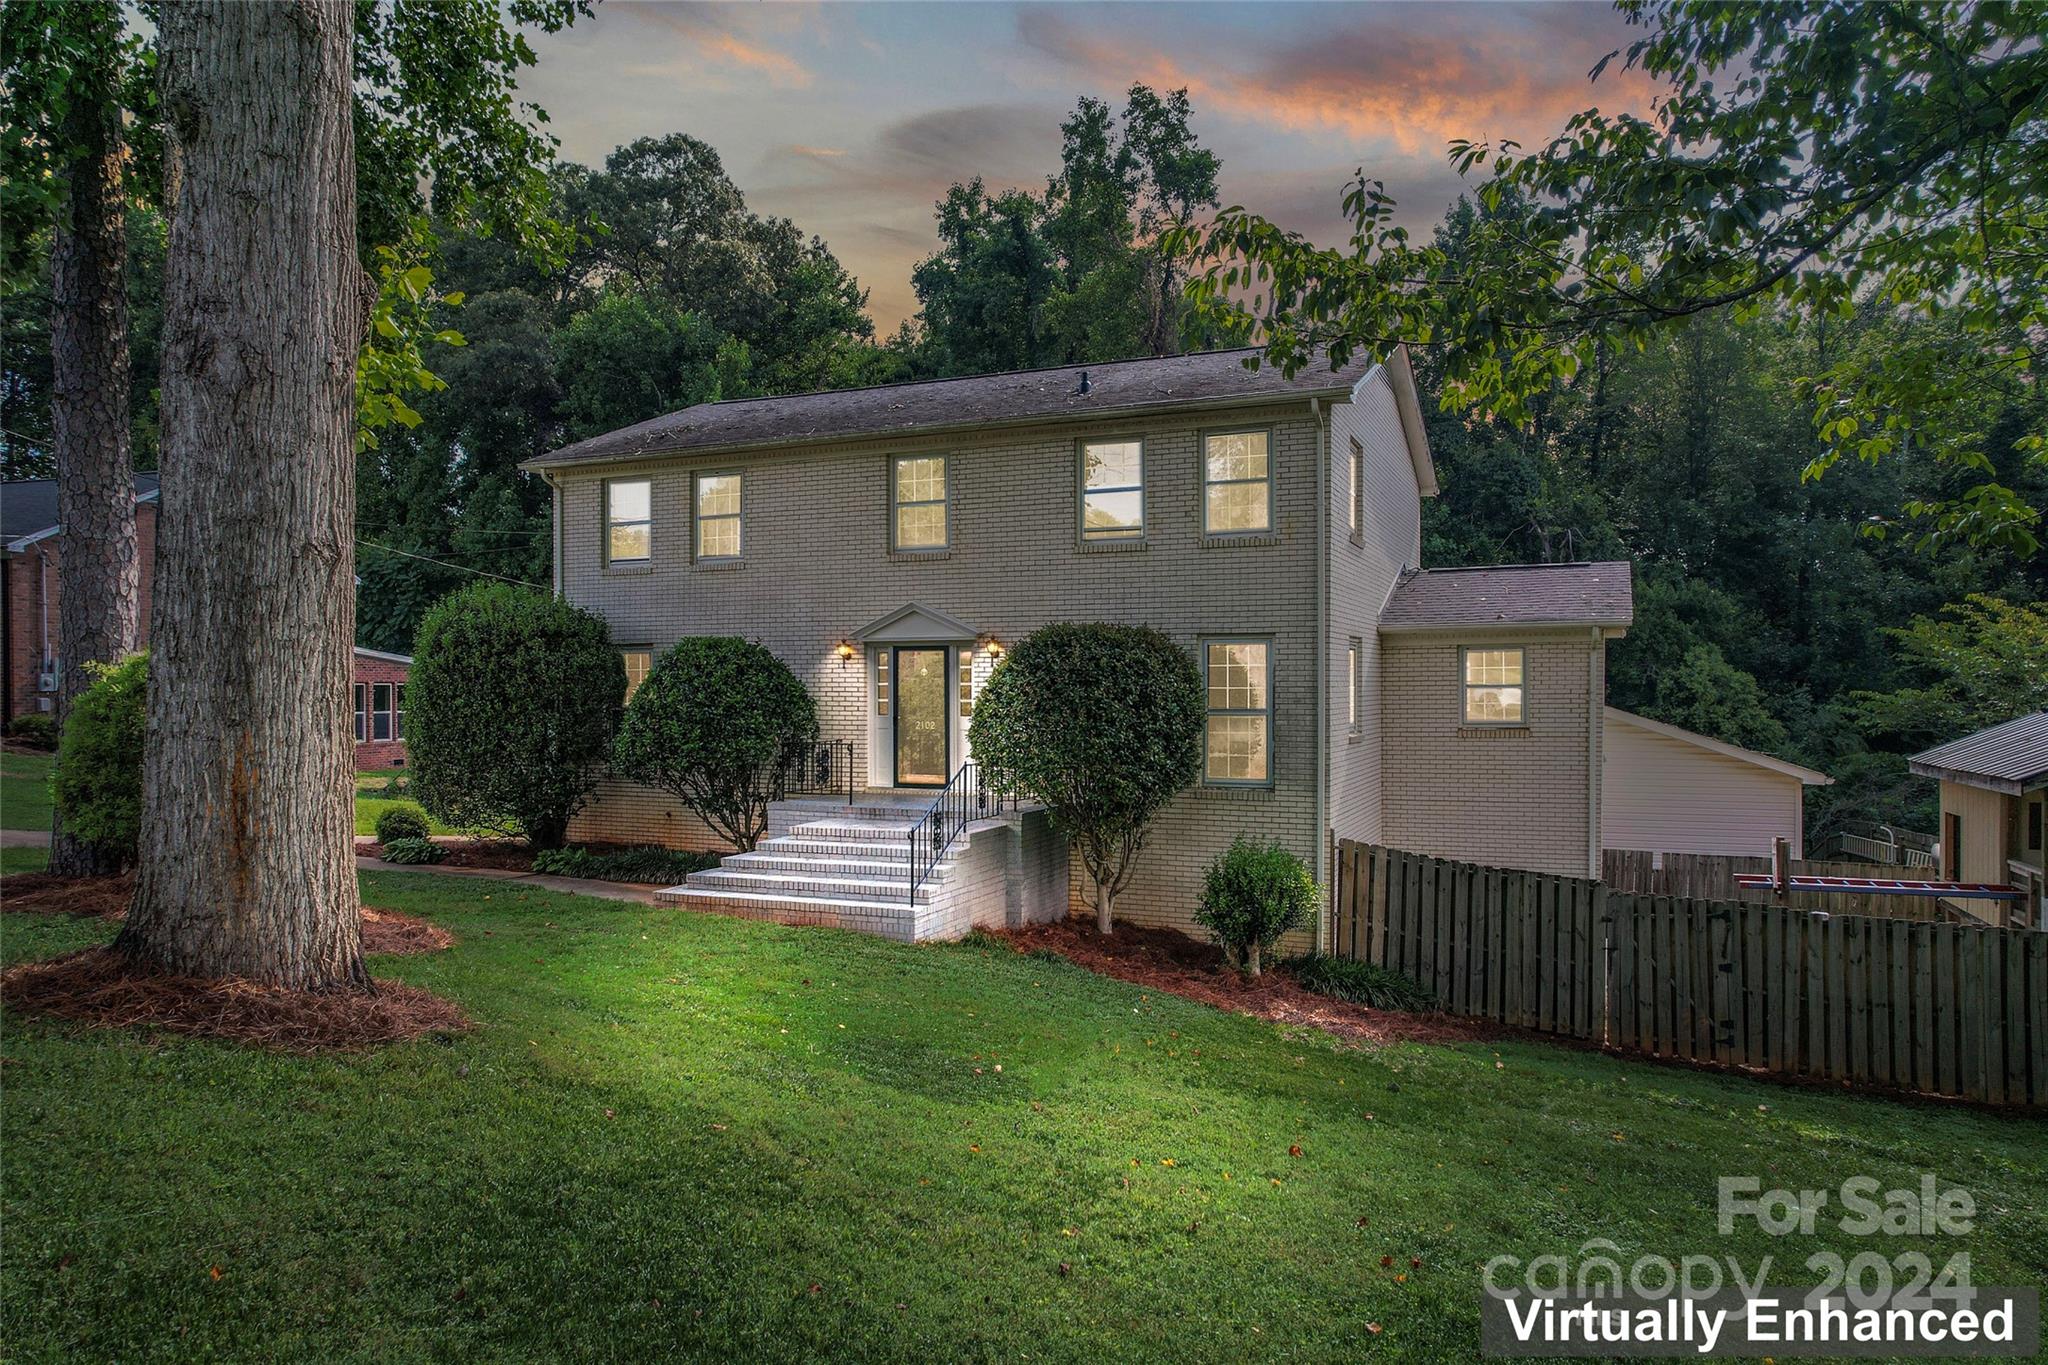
[{"x1": 1333, "y1": 841, "x2": 2047, "y2": 1106}]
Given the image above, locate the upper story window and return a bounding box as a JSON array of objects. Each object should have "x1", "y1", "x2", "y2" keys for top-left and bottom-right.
[
  {"x1": 1462, "y1": 647, "x2": 1525, "y2": 725},
  {"x1": 621, "y1": 649, "x2": 652, "y2": 702},
  {"x1": 1203, "y1": 429, "x2": 1272, "y2": 535},
  {"x1": 695, "y1": 472, "x2": 743, "y2": 560},
  {"x1": 892, "y1": 455, "x2": 947, "y2": 550},
  {"x1": 1080, "y1": 439, "x2": 1144, "y2": 540},
  {"x1": 606, "y1": 478, "x2": 651, "y2": 564},
  {"x1": 1204, "y1": 639, "x2": 1272, "y2": 785}
]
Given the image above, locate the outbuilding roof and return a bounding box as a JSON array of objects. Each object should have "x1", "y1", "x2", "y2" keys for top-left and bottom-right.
[
  {"x1": 1378, "y1": 561, "x2": 1634, "y2": 632},
  {"x1": 1908, "y1": 711, "x2": 2048, "y2": 795},
  {"x1": 1605, "y1": 707, "x2": 1832, "y2": 785},
  {"x1": 522, "y1": 348, "x2": 1378, "y2": 471},
  {"x1": 2, "y1": 473, "x2": 160, "y2": 550}
]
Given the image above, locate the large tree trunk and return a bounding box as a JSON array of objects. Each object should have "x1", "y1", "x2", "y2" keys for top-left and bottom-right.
[
  {"x1": 46, "y1": 1, "x2": 139, "y2": 878},
  {"x1": 118, "y1": 0, "x2": 367, "y2": 991}
]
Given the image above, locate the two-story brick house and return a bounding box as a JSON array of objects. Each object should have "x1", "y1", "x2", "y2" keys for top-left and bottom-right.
[{"x1": 524, "y1": 347, "x2": 1632, "y2": 943}]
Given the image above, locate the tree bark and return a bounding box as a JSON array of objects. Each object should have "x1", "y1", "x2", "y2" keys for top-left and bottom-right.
[
  {"x1": 46, "y1": 1, "x2": 139, "y2": 878},
  {"x1": 118, "y1": 0, "x2": 368, "y2": 991}
]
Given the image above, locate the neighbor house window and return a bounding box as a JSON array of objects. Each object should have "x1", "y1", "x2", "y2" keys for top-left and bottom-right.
[
  {"x1": 1347, "y1": 639, "x2": 1360, "y2": 731},
  {"x1": 1348, "y1": 436, "x2": 1364, "y2": 535},
  {"x1": 371, "y1": 683, "x2": 394, "y2": 741},
  {"x1": 621, "y1": 650, "x2": 652, "y2": 702},
  {"x1": 1080, "y1": 439, "x2": 1144, "y2": 540},
  {"x1": 1462, "y1": 647, "x2": 1525, "y2": 724},
  {"x1": 394, "y1": 685, "x2": 406, "y2": 741},
  {"x1": 694, "y1": 472, "x2": 742, "y2": 560},
  {"x1": 874, "y1": 650, "x2": 890, "y2": 716},
  {"x1": 606, "y1": 478, "x2": 651, "y2": 564},
  {"x1": 1203, "y1": 429, "x2": 1272, "y2": 535},
  {"x1": 353, "y1": 684, "x2": 366, "y2": 742},
  {"x1": 892, "y1": 455, "x2": 947, "y2": 549},
  {"x1": 1204, "y1": 639, "x2": 1271, "y2": 785}
]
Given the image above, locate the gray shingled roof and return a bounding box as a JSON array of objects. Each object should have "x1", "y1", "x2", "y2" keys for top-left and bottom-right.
[
  {"x1": 1378, "y1": 561, "x2": 1634, "y2": 631},
  {"x1": 3, "y1": 474, "x2": 160, "y2": 547},
  {"x1": 1909, "y1": 712, "x2": 2048, "y2": 794},
  {"x1": 523, "y1": 348, "x2": 1377, "y2": 471}
]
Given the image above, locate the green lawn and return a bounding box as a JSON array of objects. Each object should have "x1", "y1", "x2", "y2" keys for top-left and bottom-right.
[
  {"x1": 1, "y1": 750, "x2": 54, "y2": 831},
  {"x1": 353, "y1": 770, "x2": 451, "y2": 838},
  {"x1": 4, "y1": 875, "x2": 2044, "y2": 1362}
]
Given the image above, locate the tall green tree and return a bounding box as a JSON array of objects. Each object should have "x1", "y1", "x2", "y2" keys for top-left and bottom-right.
[{"x1": 1190, "y1": 0, "x2": 2048, "y2": 553}]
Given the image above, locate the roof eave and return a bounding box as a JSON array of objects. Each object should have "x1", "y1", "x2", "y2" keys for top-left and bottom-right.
[
  {"x1": 1906, "y1": 759, "x2": 2031, "y2": 796},
  {"x1": 1378, "y1": 618, "x2": 1632, "y2": 636},
  {"x1": 1606, "y1": 706, "x2": 1833, "y2": 785},
  {"x1": 517, "y1": 385, "x2": 1359, "y2": 475}
]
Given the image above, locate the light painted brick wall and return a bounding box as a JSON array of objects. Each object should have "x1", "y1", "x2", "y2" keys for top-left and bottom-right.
[
  {"x1": 1379, "y1": 629, "x2": 1605, "y2": 878},
  {"x1": 555, "y1": 403, "x2": 1326, "y2": 936}
]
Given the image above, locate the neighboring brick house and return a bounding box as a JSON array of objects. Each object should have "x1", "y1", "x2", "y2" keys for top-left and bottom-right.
[
  {"x1": 351, "y1": 647, "x2": 412, "y2": 769},
  {"x1": 524, "y1": 347, "x2": 1636, "y2": 943},
  {"x1": 1, "y1": 473, "x2": 159, "y2": 723}
]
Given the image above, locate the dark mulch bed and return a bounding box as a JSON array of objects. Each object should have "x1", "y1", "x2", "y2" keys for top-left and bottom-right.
[
  {"x1": 360, "y1": 838, "x2": 535, "y2": 872},
  {"x1": 0, "y1": 947, "x2": 467, "y2": 1052},
  {"x1": 3, "y1": 874, "x2": 453, "y2": 955},
  {"x1": 997, "y1": 916, "x2": 1510, "y2": 1048}
]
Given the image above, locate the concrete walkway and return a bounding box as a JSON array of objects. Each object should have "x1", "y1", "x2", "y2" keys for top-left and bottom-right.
[
  {"x1": 353, "y1": 853, "x2": 666, "y2": 906},
  {"x1": 2, "y1": 829, "x2": 51, "y2": 847}
]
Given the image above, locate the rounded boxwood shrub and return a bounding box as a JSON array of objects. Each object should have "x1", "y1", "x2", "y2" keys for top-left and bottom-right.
[
  {"x1": 407, "y1": 582, "x2": 624, "y2": 849},
  {"x1": 379, "y1": 836, "x2": 445, "y2": 866},
  {"x1": 968, "y1": 623, "x2": 1203, "y2": 934},
  {"x1": 373, "y1": 804, "x2": 431, "y2": 844},
  {"x1": 51, "y1": 653, "x2": 148, "y2": 868},
  {"x1": 1195, "y1": 837, "x2": 1318, "y2": 977},
  {"x1": 612, "y1": 637, "x2": 817, "y2": 853}
]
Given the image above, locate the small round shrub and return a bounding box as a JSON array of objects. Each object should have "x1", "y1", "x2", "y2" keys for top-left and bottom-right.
[
  {"x1": 408, "y1": 582, "x2": 624, "y2": 848},
  {"x1": 379, "y1": 837, "x2": 445, "y2": 866},
  {"x1": 373, "y1": 804, "x2": 431, "y2": 844},
  {"x1": 612, "y1": 637, "x2": 817, "y2": 852},
  {"x1": 1195, "y1": 837, "x2": 1318, "y2": 977},
  {"x1": 52, "y1": 653, "x2": 148, "y2": 867},
  {"x1": 6, "y1": 713, "x2": 57, "y2": 749}
]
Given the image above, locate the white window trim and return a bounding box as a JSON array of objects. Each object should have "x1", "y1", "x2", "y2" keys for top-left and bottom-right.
[
  {"x1": 1078, "y1": 436, "x2": 1146, "y2": 543},
  {"x1": 1200, "y1": 426, "x2": 1276, "y2": 538},
  {"x1": 1460, "y1": 645, "x2": 1528, "y2": 727},
  {"x1": 1348, "y1": 436, "x2": 1365, "y2": 542},
  {"x1": 890, "y1": 453, "x2": 950, "y2": 551},
  {"x1": 1347, "y1": 638, "x2": 1361, "y2": 734},
  {"x1": 693, "y1": 470, "x2": 744, "y2": 562},
  {"x1": 1202, "y1": 636, "x2": 1275, "y2": 788},
  {"x1": 603, "y1": 477, "x2": 653, "y2": 566},
  {"x1": 620, "y1": 648, "x2": 653, "y2": 703},
  {"x1": 371, "y1": 681, "x2": 395, "y2": 743},
  {"x1": 353, "y1": 683, "x2": 366, "y2": 743}
]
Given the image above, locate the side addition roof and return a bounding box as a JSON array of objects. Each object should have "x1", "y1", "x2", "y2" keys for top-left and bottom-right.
[
  {"x1": 3, "y1": 473, "x2": 161, "y2": 551},
  {"x1": 1908, "y1": 711, "x2": 2048, "y2": 796},
  {"x1": 1606, "y1": 707, "x2": 1832, "y2": 785},
  {"x1": 521, "y1": 348, "x2": 1378, "y2": 472},
  {"x1": 1378, "y1": 561, "x2": 1634, "y2": 633}
]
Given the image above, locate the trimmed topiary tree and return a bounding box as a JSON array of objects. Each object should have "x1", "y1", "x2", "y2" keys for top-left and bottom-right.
[
  {"x1": 968, "y1": 623, "x2": 1204, "y2": 935},
  {"x1": 1195, "y1": 837, "x2": 1318, "y2": 977},
  {"x1": 51, "y1": 653, "x2": 148, "y2": 871},
  {"x1": 611, "y1": 637, "x2": 818, "y2": 853},
  {"x1": 407, "y1": 583, "x2": 624, "y2": 849}
]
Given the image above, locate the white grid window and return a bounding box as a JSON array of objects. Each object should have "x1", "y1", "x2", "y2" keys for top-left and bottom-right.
[
  {"x1": 1203, "y1": 430, "x2": 1272, "y2": 535},
  {"x1": 892, "y1": 455, "x2": 947, "y2": 549},
  {"x1": 1080, "y1": 439, "x2": 1143, "y2": 540},
  {"x1": 1204, "y1": 640, "x2": 1271, "y2": 785},
  {"x1": 394, "y1": 684, "x2": 406, "y2": 741},
  {"x1": 353, "y1": 684, "x2": 366, "y2": 742},
  {"x1": 874, "y1": 650, "x2": 890, "y2": 716},
  {"x1": 1463, "y1": 647, "x2": 1525, "y2": 724},
  {"x1": 695, "y1": 473, "x2": 742, "y2": 560},
  {"x1": 621, "y1": 650, "x2": 652, "y2": 702},
  {"x1": 606, "y1": 479, "x2": 651, "y2": 564},
  {"x1": 959, "y1": 650, "x2": 974, "y2": 718},
  {"x1": 371, "y1": 683, "x2": 394, "y2": 741}
]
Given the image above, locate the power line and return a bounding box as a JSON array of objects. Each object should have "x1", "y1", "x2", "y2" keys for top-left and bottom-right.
[{"x1": 355, "y1": 538, "x2": 542, "y2": 587}]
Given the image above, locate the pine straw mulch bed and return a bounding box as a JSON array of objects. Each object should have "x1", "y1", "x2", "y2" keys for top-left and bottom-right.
[
  {"x1": 996, "y1": 916, "x2": 1512, "y2": 1049},
  {"x1": 1, "y1": 873, "x2": 455, "y2": 954},
  {"x1": 0, "y1": 948, "x2": 467, "y2": 1052}
]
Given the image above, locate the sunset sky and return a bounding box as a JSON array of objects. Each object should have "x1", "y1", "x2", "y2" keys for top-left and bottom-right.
[{"x1": 517, "y1": 1, "x2": 1656, "y2": 331}]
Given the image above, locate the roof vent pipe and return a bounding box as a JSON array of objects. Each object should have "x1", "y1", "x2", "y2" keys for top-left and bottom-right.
[{"x1": 1072, "y1": 370, "x2": 1090, "y2": 396}]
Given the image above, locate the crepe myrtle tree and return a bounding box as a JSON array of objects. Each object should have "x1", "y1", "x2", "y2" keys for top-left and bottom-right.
[
  {"x1": 407, "y1": 582, "x2": 624, "y2": 848},
  {"x1": 968, "y1": 623, "x2": 1204, "y2": 934},
  {"x1": 611, "y1": 637, "x2": 818, "y2": 853}
]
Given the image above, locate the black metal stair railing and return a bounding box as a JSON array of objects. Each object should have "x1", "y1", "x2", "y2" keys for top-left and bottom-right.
[
  {"x1": 772, "y1": 739, "x2": 857, "y2": 805},
  {"x1": 907, "y1": 762, "x2": 1013, "y2": 907}
]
